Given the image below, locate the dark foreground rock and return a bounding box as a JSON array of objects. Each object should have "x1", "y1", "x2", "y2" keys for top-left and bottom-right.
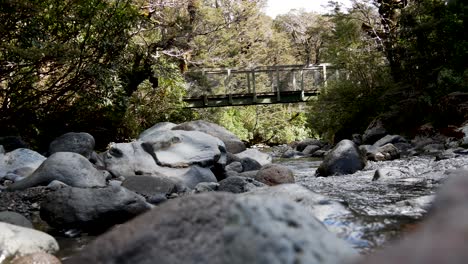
[
  {"x1": 356, "y1": 169, "x2": 468, "y2": 264},
  {"x1": 40, "y1": 186, "x2": 151, "y2": 231},
  {"x1": 7, "y1": 152, "x2": 107, "y2": 191},
  {"x1": 316, "y1": 140, "x2": 366, "y2": 176},
  {"x1": 65, "y1": 192, "x2": 357, "y2": 264}
]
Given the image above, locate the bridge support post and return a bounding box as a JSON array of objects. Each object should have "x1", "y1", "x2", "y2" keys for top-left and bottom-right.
[
  {"x1": 276, "y1": 68, "x2": 281, "y2": 102},
  {"x1": 247, "y1": 73, "x2": 251, "y2": 93},
  {"x1": 252, "y1": 70, "x2": 257, "y2": 103},
  {"x1": 292, "y1": 70, "x2": 297, "y2": 91},
  {"x1": 322, "y1": 64, "x2": 327, "y2": 87}
]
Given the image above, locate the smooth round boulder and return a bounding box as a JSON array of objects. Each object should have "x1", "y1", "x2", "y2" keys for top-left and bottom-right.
[
  {"x1": 316, "y1": 140, "x2": 366, "y2": 177},
  {"x1": 40, "y1": 185, "x2": 151, "y2": 231},
  {"x1": 0, "y1": 211, "x2": 33, "y2": 228},
  {"x1": 294, "y1": 138, "x2": 326, "y2": 152},
  {"x1": 302, "y1": 144, "x2": 321, "y2": 155},
  {"x1": 218, "y1": 176, "x2": 266, "y2": 193},
  {"x1": 0, "y1": 222, "x2": 59, "y2": 260},
  {"x1": 172, "y1": 120, "x2": 246, "y2": 154},
  {"x1": 0, "y1": 148, "x2": 46, "y2": 179},
  {"x1": 254, "y1": 164, "x2": 295, "y2": 186},
  {"x1": 240, "y1": 157, "x2": 262, "y2": 172},
  {"x1": 48, "y1": 132, "x2": 95, "y2": 159},
  {"x1": 235, "y1": 149, "x2": 272, "y2": 166},
  {"x1": 7, "y1": 152, "x2": 107, "y2": 191},
  {"x1": 65, "y1": 192, "x2": 357, "y2": 264}
]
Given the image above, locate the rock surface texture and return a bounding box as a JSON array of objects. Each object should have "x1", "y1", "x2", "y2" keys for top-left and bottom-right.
[
  {"x1": 48, "y1": 132, "x2": 95, "y2": 159},
  {"x1": 316, "y1": 140, "x2": 366, "y2": 176},
  {"x1": 65, "y1": 192, "x2": 356, "y2": 264}
]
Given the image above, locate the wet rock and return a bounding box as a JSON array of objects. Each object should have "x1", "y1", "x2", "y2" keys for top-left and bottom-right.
[
  {"x1": 121, "y1": 176, "x2": 183, "y2": 197},
  {"x1": 316, "y1": 140, "x2": 366, "y2": 177},
  {"x1": 302, "y1": 145, "x2": 320, "y2": 155},
  {"x1": 65, "y1": 192, "x2": 357, "y2": 264},
  {"x1": 362, "y1": 119, "x2": 387, "y2": 144},
  {"x1": 40, "y1": 185, "x2": 151, "y2": 231},
  {"x1": 376, "y1": 144, "x2": 400, "y2": 161},
  {"x1": 172, "y1": 120, "x2": 246, "y2": 154},
  {"x1": 372, "y1": 168, "x2": 406, "y2": 181},
  {"x1": 193, "y1": 182, "x2": 219, "y2": 193},
  {"x1": 240, "y1": 157, "x2": 262, "y2": 172},
  {"x1": 373, "y1": 135, "x2": 407, "y2": 148},
  {"x1": 225, "y1": 161, "x2": 243, "y2": 173},
  {"x1": 0, "y1": 149, "x2": 46, "y2": 180},
  {"x1": 0, "y1": 222, "x2": 59, "y2": 260},
  {"x1": 0, "y1": 136, "x2": 29, "y2": 152},
  {"x1": 138, "y1": 122, "x2": 177, "y2": 139},
  {"x1": 255, "y1": 164, "x2": 295, "y2": 186},
  {"x1": 48, "y1": 132, "x2": 95, "y2": 159},
  {"x1": 218, "y1": 176, "x2": 266, "y2": 193},
  {"x1": 294, "y1": 138, "x2": 326, "y2": 152},
  {"x1": 235, "y1": 149, "x2": 272, "y2": 166},
  {"x1": 311, "y1": 149, "x2": 328, "y2": 157},
  {"x1": 0, "y1": 211, "x2": 33, "y2": 228},
  {"x1": 356, "y1": 169, "x2": 468, "y2": 264},
  {"x1": 281, "y1": 149, "x2": 303, "y2": 159},
  {"x1": 7, "y1": 152, "x2": 107, "y2": 191},
  {"x1": 10, "y1": 252, "x2": 61, "y2": 264}
]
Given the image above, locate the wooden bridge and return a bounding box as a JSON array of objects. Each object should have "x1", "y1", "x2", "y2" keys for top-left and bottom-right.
[{"x1": 183, "y1": 64, "x2": 343, "y2": 108}]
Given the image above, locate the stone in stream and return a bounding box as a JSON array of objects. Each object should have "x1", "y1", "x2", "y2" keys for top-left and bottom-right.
[
  {"x1": 64, "y1": 192, "x2": 357, "y2": 264},
  {"x1": 40, "y1": 185, "x2": 151, "y2": 231},
  {"x1": 254, "y1": 164, "x2": 295, "y2": 186},
  {"x1": 316, "y1": 140, "x2": 366, "y2": 177},
  {"x1": 0, "y1": 211, "x2": 33, "y2": 228},
  {"x1": 218, "y1": 176, "x2": 266, "y2": 193},
  {"x1": 373, "y1": 135, "x2": 407, "y2": 148},
  {"x1": 0, "y1": 148, "x2": 46, "y2": 180},
  {"x1": 48, "y1": 132, "x2": 95, "y2": 159},
  {"x1": 240, "y1": 157, "x2": 262, "y2": 172},
  {"x1": 356, "y1": 169, "x2": 468, "y2": 264},
  {"x1": 235, "y1": 149, "x2": 272, "y2": 166},
  {"x1": 10, "y1": 252, "x2": 61, "y2": 264},
  {"x1": 121, "y1": 175, "x2": 184, "y2": 198},
  {"x1": 7, "y1": 152, "x2": 107, "y2": 191},
  {"x1": 172, "y1": 120, "x2": 246, "y2": 154},
  {"x1": 362, "y1": 119, "x2": 388, "y2": 145},
  {"x1": 0, "y1": 222, "x2": 59, "y2": 260}
]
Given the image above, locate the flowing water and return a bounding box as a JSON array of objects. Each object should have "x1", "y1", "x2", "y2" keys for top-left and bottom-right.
[{"x1": 276, "y1": 156, "x2": 468, "y2": 252}]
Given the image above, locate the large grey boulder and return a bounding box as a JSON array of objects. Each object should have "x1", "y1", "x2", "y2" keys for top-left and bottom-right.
[
  {"x1": 7, "y1": 152, "x2": 107, "y2": 191},
  {"x1": 362, "y1": 119, "x2": 387, "y2": 144},
  {"x1": 316, "y1": 140, "x2": 366, "y2": 176},
  {"x1": 0, "y1": 148, "x2": 46, "y2": 179},
  {"x1": 0, "y1": 211, "x2": 33, "y2": 228},
  {"x1": 65, "y1": 192, "x2": 357, "y2": 264},
  {"x1": 104, "y1": 130, "x2": 224, "y2": 187},
  {"x1": 40, "y1": 185, "x2": 151, "y2": 231},
  {"x1": 172, "y1": 120, "x2": 246, "y2": 154},
  {"x1": 0, "y1": 222, "x2": 59, "y2": 260},
  {"x1": 235, "y1": 149, "x2": 272, "y2": 166},
  {"x1": 48, "y1": 132, "x2": 95, "y2": 159},
  {"x1": 254, "y1": 164, "x2": 295, "y2": 186},
  {"x1": 138, "y1": 122, "x2": 177, "y2": 140},
  {"x1": 356, "y1": 169, "x2": 468, "y2": 264}
]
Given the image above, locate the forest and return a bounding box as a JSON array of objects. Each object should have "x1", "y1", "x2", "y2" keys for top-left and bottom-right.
[{"x1": 0, "y1": 0, "x2": 466, "y2": 150}]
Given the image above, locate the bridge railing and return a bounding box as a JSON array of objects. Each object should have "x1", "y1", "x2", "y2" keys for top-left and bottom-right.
[{"x1": 184, "y1": 64, "x2": 344, "y2": 99}]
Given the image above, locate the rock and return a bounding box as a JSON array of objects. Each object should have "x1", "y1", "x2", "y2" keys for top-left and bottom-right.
[
  {"x1": 10, "y1": 252, "x2": 61, "y2": 264},
  {"x1": 294, "y1": 138, "x2": 326, "y2": 152},
  {"x1": 356, "y1": 169, "x2": 468, "y2": 264},
  {"x1": 40, "y1": 185, "x2": 151, "y2": 231},
  {"x1": 281, "y1": 149, "x2": 303, "y2": 159},
  {"x1": 351, "y1": 134, "x2": 362, "y2": 145},
  {"x1": 218, "y1": 176, "x2": 266, "y2": 193},
  {"x1": 376, "y1": 144, "x2": 400, "y2": 161},
  {"x1": 7, "y1": 152, "x2": 107, "y2": 191},
  {"x1": 240, "y1": 157, "x2": 262, "y2": 172},
  {"x1": 172, "y1": 120, "x2": 246, "y2": 154},
  {"x1": 235, "y1": 149, "x2": 272, "y2": 166},
  {"x1": 302, "y1": 145, "x2": 320, "y2": 155},
  {"x1": 316, "y1": 140, "x2": 366, "y2": 176},
  {"x1": 121, "y1": 176, "x2": 182, "y2": 197},
  {"x1": 226, "y1": 152, "x2": 241, "y2": 164},
  {"x1": 193, "y1": 182, "x2": 219, "y2": 193},
  {"x1": 225, "y1": 161, "x2": 243, "y2": 173},
  {"x1": 254, "y1": 164, "x2": 294, "y2": 186},
  {"x1": 311, "y1": 150, "x2": 327, "y2": 157},
  {"x1": 373, "y1": 135, "x2": 407, "y2": 148},
  {"x1": 65, "y1": 192, "x2": 357, "y2": 264},
  {"x1": 362, "y1": 119, "x2": 387, "y2": 144},
  {"x1": 138, "y1": 122, "x2": 177, "y2": 140},
  {"x1": 0, "y1": 222, "x2": 59, "y2": 260},
  {"x1": 0, "y1": 149, "x2": 46, "y2": 179},
  {"x1": 372, "y1": 168, "x2": 406, "y2": 181},
  {"x1": 0, "y1": 136, "x2": 29, "y2": 152},
  {"x1": 48, "y1": 132, "x2": 95, "y2": 159},
  {"x1": 422, "y1": 143, "x2": 445, "y2": 154},
  {"x1": 0, "y1": 211, "x2": 33, "y2": 228},
  {"x1": 105, "y1": 130, "x2": 225, "y2": 185},
  {"x1": 458, "y1": 123, "x2": 468, "y2": 147}
]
